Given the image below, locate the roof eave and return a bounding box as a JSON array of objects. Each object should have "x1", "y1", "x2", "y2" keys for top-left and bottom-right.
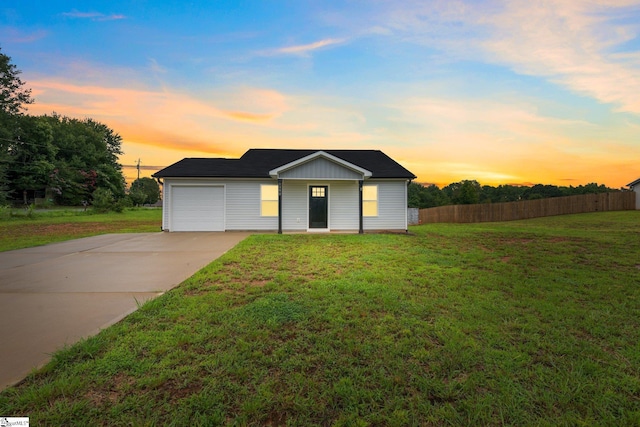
[{"x1": 627, "y1": 177, "x2": 640, "y2": 188}]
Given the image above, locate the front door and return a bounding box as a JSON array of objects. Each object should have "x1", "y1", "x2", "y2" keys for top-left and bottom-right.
[{"x1": 309, "y1": 186, "x2": 328, "y2": 229}]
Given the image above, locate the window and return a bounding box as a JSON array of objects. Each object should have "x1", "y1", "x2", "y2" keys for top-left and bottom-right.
[
  {"x1": 363, "y1": 185, "x2": 378, "y2": 217},
  {"x1": 311, "y1": 187, "x2": 325, "y2": 198},
  {"x1": 261, "y1": 184, "x2": 279, "y2": 216}
]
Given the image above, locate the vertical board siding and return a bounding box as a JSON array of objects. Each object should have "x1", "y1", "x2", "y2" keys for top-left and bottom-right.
[
  {"x1": 363, "y1": 181, "x2": 408, "y2": 230},
  {"x1": 419, "y1": 192, "x2": 637, "y2": 224},
  {"x1": 279, "y1": 157, "x2": 363, "y2": 180}
]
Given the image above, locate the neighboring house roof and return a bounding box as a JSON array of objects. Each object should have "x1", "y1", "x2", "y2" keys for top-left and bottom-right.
[
  {"x1": 628, "y1": 177, "x2": 640, "y2": 188},
  {"x1": 153, "y1": 149, "x2": 417, "y2": 179}
]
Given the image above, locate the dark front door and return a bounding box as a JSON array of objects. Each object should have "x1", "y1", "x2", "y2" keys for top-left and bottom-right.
[{"x1": 309, "y1": 186, "x2": 328, "y2": 229}]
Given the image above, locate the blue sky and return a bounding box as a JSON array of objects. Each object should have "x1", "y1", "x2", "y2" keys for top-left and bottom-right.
[{"x1": 2, "y1": 0, "x2": 640, "y2": 186}]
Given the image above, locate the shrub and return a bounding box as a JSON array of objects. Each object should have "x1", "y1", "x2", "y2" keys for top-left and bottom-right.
[
  {"x1": 129, "y1": 188, "x2": 146, "y2": 207},
  {"x1": 130, "y1": 177, "x2": 160, "y2": 205},
  {"x1": 0, "y1": 205, "x2": 12, "y2": 220},
  {"x1": 113, "y1": 196, "x2": 133, "y2": 213},
  {"x1": 91, "y1": 188, "x2": 114, "y2": 213}
]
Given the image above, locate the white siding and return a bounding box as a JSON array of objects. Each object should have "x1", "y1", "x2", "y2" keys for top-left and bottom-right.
[
  {"x1": 282, "y1": 181, "x2": 307, "y2": 231},
  {"x1": 280, "y1": 181, "x2": 359, "y2": 231},
  {"x1": 163, "y1": 178, "x2": 278, "y2": 231},
  {"x1": 225, "y1": 180, "x2": 279, "y2": 230},
  {"x1": 279, "y1": 157, "x2": 363, "y2": 180},
  {"x1": 363, "y1": 180, "x2": 408, "y2": 230},
  {"x1": 329, "y1": 181, "x2": 359, "y2": 230},
  {"x1": 162, "y1": 177, "x2": 408, "y2": 232},
  {"x1": 162, "y1": 181, "x2": 170, "y2": 230}
]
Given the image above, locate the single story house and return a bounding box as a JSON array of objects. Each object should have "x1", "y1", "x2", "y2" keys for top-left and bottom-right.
[
  {"x1": 628, "y1": 177, "x2": 640, "y2": 210},
  {"x1": 152, "y1": 149, "x2": 416, "y2": 233}
]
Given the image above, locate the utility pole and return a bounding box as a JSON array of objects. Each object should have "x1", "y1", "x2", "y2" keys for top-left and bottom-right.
[{"x1": 136, "y1": 158, "x2": 141, "y2": 180}]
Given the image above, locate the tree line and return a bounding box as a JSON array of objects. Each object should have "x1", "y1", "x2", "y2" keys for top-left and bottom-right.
[
  {"x1": 0, "y1": 47, "x2": 157, "y2": 208},
  {"x1": 409, "y1": 180, "x2": 621, "y2": 209}
]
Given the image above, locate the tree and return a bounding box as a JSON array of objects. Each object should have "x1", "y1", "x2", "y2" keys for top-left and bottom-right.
[
  {"x1": 523, "y1": 184, "x2": 564, "y2": 200},
  {"x1": 491, "y1": 185, "x2": 526, "y2": 203},
  {"x1": 0, "y1": 47, "x2": 33, "y2": 115},
  {"x1": 6, "y1": 115, "x2": 58, "y2": 204},
  {"x1": 411, "y1": 180, "x2": 618, "y2": 210},
  {"x1": 458, "y1": 180, "x2": 480, "y2": 204},
  {"x1": 408, "y1": 182, "x2": 449, "y2": 208},
  {"x1": 91, "y1": 188, "x2": 114, "y2": 213},
  {"x1": 128, "y1": 187, "x2": 146, "y2": 206},
  {"x1": 83, "y1": 118, "x2": 125, "y2": 199},
  {"x1": 0, "y1": 47, "x2": 34, "y2": 203},
  {"x1": 38, "y1": 114, "x2": 126, "y2": 205},
  {"x1": 442, "y1": 180, "x2": 481, "y2": 205},
  {"x1": 0, "y1": 50, "x2": 127, "y2": 206},
  {"x1": 0, "y1": 112, "x2": 14, "y2": 204},
  {"x1": 130, "y1": 177, "x2": 160, "y2": 205}
]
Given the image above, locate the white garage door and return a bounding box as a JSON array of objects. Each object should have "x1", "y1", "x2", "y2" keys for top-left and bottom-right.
[{"x1": 171, "y1": 186, "x2": 225, "y2": 231}]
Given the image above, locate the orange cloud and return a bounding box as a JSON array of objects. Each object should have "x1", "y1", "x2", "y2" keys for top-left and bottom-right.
[
  {"x1": 226, "y1": 111, "x2": 275, "y2": 122},
  {"x1": 23, "y1": 65, "x2": 640, "y2": 189},
  {"x1": 383, "y1": 94, "x2": 640, "y2": 187},
  {"x1": 29, "y1": 80, "x2": 287, "y2": 123},
  {"x1": 117, "y1": 123, "x2": 237, "y2": 156},
  {"x1": 26, "y1": 77, "x2": 378, "y2": 157},
  {"x1": 26, "y1": 78, "x2": 299, "y2": 175}
]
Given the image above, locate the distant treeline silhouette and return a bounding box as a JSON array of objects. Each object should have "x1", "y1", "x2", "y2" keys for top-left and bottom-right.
[{"x1": 408, "y1": 180, "x2": 622, "y2": 209}]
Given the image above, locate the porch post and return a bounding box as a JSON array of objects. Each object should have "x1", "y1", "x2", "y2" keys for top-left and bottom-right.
[
  {"x1": 358, "y1": 180, "x2": 364, "y2": 234},
  {"x1": 278, "y1": 179, "x2": 283, "y2": 234}
]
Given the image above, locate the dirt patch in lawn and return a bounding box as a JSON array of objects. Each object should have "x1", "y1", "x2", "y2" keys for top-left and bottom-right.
[{"x1": 0, "y1": 221, "x2": 158, "y2": 243}]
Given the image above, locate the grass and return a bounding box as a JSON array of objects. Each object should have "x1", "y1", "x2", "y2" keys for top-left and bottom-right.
[
  {"x1": 0, "y1": 208, "x2": 162, "y2": 251},
  {"x1": 1, "y1": 211, "x2": 639, "y2": 425}
]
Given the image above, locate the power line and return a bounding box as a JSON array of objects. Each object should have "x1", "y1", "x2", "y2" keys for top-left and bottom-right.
[{"x1": 122, "y1": 164, "x2": 166, "y2": 170}]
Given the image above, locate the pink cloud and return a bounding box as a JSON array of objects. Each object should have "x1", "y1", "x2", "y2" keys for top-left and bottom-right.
[
  {"x1": 0, "y1": 28, "x2": 48, "y2": 43},
  {"x1": 261, "y1": 38, "x2": 346, "y2": 57}
]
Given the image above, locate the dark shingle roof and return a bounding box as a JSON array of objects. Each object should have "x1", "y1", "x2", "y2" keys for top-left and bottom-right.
[{"x1": 153, "y1": 149, "x2": 416, "y2": 179}]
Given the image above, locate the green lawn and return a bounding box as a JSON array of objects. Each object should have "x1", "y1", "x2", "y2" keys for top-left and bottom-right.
[
  {"x1": 1, "y1": 211, "x2": 639, "y2": 425},
  {"x1": 0, "y1": 208, "x2": 162, "y2": 251}
]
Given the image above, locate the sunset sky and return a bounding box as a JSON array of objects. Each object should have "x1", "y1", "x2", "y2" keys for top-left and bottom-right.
[{"x1": 2, "y1": 0, "x2": 640, "y2": 187}]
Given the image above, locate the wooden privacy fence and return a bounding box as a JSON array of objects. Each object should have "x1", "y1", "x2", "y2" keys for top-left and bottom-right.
[{"x1": 419, "y1": 192, "x2": 636, "y2": 224}]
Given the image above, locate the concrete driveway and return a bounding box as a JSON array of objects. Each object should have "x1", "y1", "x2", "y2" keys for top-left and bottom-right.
[{"x1": 0, "y1": 232, "x2": 250, "y2": 390}]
